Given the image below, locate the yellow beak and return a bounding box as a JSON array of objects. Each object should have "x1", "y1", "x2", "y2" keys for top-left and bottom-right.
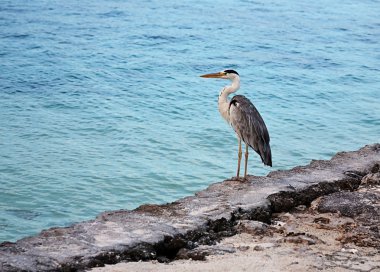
[{"x1": 200, "y1": 72, "x2": 225, "y2": 78}]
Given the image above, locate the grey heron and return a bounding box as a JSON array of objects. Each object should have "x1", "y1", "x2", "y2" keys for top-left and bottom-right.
[{"x1": 200, "y1": 70, "x2": 272, "y2": 180}]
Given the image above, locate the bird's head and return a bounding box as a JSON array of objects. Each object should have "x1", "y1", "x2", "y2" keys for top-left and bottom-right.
[{"x1": 200, "y1": 69, "x2": 239, "y2": 80}]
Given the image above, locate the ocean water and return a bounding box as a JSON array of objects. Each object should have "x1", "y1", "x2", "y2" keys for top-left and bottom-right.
[{"x1": 0, "y1": 0, "x2": 379, "y2": 242}]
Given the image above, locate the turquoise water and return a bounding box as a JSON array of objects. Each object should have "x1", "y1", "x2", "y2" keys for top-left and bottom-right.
[{"x1": 1, "y1": 0, "x2": 379, "y2": 242}]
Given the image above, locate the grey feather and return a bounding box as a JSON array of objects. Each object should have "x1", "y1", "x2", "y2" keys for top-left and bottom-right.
[{"x1": 228, "y1": 95, "x2": 272, "y2": 166}]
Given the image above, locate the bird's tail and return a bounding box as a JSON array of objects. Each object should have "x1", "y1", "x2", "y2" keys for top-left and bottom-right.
[{"x1": 261, "y1": 143, "x2": 272, "y2": 167}]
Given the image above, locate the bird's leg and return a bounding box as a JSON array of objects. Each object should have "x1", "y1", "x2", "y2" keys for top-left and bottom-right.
[
  {"x1": 244, "y1": 144, "x2": 249, "y2": 180},
  {"x1": 236, "y1": 138, "x2": 242, "y2": 180}
]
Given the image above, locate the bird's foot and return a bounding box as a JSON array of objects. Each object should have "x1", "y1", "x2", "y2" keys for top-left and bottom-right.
[
  {"x1": 231, "y1": 176, "x2": 248, "y2": 182},
  {"x1": 241, "y1": 176, "x2": 249, "y2": 182}
]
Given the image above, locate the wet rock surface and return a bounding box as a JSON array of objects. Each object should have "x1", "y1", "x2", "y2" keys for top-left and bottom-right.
[
  {"x1": 317, "y1": 190, "x2": 379, "y2": 219},
  {"x1": 1, "y1": 144, "x2": 379, "y2": 272}
]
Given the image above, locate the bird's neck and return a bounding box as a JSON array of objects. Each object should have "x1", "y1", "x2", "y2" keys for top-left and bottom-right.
[{"x1": 218, "y1": 77, "x2": 240, "y2": 122}]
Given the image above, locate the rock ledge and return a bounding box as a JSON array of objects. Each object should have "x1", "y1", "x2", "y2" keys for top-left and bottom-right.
[{"x1": 1, "y1": 144, "x2": 379, "y2": 272}]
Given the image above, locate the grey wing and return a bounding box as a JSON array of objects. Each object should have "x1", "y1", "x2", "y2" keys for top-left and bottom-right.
[{"x1": 229, "y1": 95, "x2": 272, "y2": 166}]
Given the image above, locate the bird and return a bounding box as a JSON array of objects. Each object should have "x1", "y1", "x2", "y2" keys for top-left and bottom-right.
[{"x1": 200, "y1": 69, "x2": 272, "y2": 180}]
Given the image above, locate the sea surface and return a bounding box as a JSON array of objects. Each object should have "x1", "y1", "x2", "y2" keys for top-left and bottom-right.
[{"x1": 1, "y1": 0, "x2": 379, "y2": 242}]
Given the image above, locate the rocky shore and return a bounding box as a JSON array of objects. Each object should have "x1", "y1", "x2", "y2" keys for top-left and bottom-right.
[{"x1": 1, "y1": 144, "x2": 379, "y2": 272}]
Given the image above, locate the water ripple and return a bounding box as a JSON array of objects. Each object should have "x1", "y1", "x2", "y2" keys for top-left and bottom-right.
[{"x1": 0, "y1": 0, "x2": 379, "y2": 242}]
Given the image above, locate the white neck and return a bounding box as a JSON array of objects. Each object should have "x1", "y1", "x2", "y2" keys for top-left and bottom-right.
[{"x1": 218, "y1": 76, "x2": 240, "y2": 123}]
